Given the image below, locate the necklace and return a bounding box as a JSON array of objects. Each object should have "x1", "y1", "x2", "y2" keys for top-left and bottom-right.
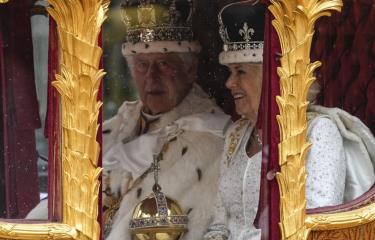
[
  {"x1": 245, "y1": 129, "x2": 262, "y2": 157},
  {"x1": 253, "y1": 129, "x2": 262, "y2": 146},
  {"x1": 226, "y1": 119, "x2": 248, "y2": 166}
]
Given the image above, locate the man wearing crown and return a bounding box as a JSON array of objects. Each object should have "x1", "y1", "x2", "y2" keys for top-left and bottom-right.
[{"x1": 102, "y1": 1, "x2": 231, "y2": 239}]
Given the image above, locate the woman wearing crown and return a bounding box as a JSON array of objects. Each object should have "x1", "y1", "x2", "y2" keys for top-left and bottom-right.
[{"x1": 203, "y1": 1, "x2": 375, "y2": 240}]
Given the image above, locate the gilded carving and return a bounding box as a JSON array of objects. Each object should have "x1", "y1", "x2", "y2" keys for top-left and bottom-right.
[
  {"x1": 0, "y1": 222, "x2": 76, "y2": 239},
  {"x1": 268, "y1": 0, "x2": 342, "y2": 239},
  {"x1": 0, "y1": 0, "x2": 108, "y2": 239},
  {"x1": 0, "y1": 0, "x2": 9, "y2": 3},
  {"x1": 47, "y1": 0, "x2": 109, "y2": 239},
  {"x1": 306, "y1": 201, "x2": 375, "y2": 230},
  {"x1": 307, "y1": 220, "x2": 375, "y2": 240}
]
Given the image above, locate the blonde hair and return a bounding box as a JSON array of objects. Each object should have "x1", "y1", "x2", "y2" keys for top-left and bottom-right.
[{"x1": 308, "y1": 81, "x2": 321, "y2": 104}]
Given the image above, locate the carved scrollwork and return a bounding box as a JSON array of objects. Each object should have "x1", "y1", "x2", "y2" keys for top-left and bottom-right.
[
  {"x1": 308, "y1": 221, "x2": 375, "y2": 240},
  {"x1": 268, "y1": 0, "x2": 342, "y2": 239},
  {"x1": 46, "y1": 0, "x2": 109, "y2": 239}
]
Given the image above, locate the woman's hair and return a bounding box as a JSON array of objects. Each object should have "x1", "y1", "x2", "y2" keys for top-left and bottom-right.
[{"x1": 307, "y1": 81, "x2": 321, "y2": 104}]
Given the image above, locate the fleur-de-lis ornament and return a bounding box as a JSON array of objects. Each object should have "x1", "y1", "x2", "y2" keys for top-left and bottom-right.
[{"x1": 239, "y1": 22, "x2": 254, "y2": 42}]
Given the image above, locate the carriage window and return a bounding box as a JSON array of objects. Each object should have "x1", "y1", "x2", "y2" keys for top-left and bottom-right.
[
  {"x1": 101, "y1": 0, "x2": 375, "y2": 239},
  {"x1": 103, "y1": 0, "x2": 137, "y2": 120},
  {"x1": 0, "y1": 0, "x2": 49, "y2": 219},
  {"x1": 101, "y1": 1, "x2": 272, "y2": 239}
]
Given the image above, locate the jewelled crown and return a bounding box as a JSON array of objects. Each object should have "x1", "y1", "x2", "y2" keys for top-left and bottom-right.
[
  {"x1": 121, "y1": 0, "x2": 201, "y2": 56},
  {"x1": 218, "y1": 0, "x2": 266, "y2": 64}
]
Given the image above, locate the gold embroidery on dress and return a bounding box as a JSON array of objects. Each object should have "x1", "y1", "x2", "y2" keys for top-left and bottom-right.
[{"x1": 226, "y1": 119, "x2": 248, "y2": 166}]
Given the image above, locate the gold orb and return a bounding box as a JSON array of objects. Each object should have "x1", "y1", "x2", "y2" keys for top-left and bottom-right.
[{"x1": 129, "y1": 191, "x2": 188, "y2": 240}]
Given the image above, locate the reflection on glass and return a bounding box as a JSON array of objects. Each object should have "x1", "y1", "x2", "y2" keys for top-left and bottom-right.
[
  {"x1": 102, "y1": 0, "x2": 375, "y2": 240},
  {"x1": 102, "y1": 1, "x2": 232, "y2": 239},
  {"x1": 27, "y1": 0, "x2": 49, "y2": 219},
  {"x1": 0, "y1": 0, "x2": 48, "y2": 219},
  {"x1": 103, "y1": 0, "x2": 137, "y2": 120},
  {"x1": 31, "y1": 0, "x2": 49, "y2": 200}
]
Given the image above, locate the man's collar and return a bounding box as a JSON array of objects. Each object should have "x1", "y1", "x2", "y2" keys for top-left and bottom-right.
[
  {"x1": 115, "y1": 83, "x2": 223, "y2": 135},
  {"x1": 139, "y1": 110, "x2": 161, "y2": 134},
  {"x1": 142, "y1": 84, "x2": 222, "y2": 132},
  {"x1": 140, "y1": 109, "x2": 162, "y2": 122}
]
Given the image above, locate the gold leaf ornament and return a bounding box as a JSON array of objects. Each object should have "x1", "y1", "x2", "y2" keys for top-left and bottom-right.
[
  {"x1": 268, "y1": 0, "x2": 342, "y2": 239},
  {"x1": 47, "y1": 0, "x2": 108, "y2": 239}
]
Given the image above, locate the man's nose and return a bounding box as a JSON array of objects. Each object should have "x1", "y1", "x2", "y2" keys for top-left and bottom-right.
[{"x1": 145, "y1": 62, "x2": 159, "y2": 80}]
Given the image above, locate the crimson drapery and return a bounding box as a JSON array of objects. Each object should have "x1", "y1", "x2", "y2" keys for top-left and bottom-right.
[
  {"x1": 255, "y1": 7, "x2": 281, "y2": 240},
  {"x1": 46, "y1": 18, "x2": 61, "y2": 221},
  {"x1": 266, "y1": 12, "x2": 282, "y2": 240},
  {"x1": 0, "y1": 1, "x2": 41, "y2": 218}
]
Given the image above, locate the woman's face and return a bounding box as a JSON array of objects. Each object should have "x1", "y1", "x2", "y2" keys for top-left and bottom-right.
[{"x1": 225, "y1": 63, "x2": 263, "y2": 122}]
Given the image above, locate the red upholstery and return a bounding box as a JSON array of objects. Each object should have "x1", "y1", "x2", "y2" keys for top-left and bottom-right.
[
  {"x1": 308, "y1": 183, "x2": 375, "y2": 214},
  {"x1": 311, "y1": 0, "x2": 375, "y2": 134}
]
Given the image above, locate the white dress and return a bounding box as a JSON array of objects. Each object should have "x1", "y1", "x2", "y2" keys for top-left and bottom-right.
[
  {"x1": 204, "y1": 119, "x2": 262, "y2": 240},
  {"x1": 305, "y1": 113, "x2": 346, "y2": 208},
  {"x1": 307, "y1": 105, "x2": 375, "y2": 204}
]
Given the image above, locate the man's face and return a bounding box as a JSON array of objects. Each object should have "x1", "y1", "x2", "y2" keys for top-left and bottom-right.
[{"x1": 128, "y1": 53, "x2": 196, "y2": 115}]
